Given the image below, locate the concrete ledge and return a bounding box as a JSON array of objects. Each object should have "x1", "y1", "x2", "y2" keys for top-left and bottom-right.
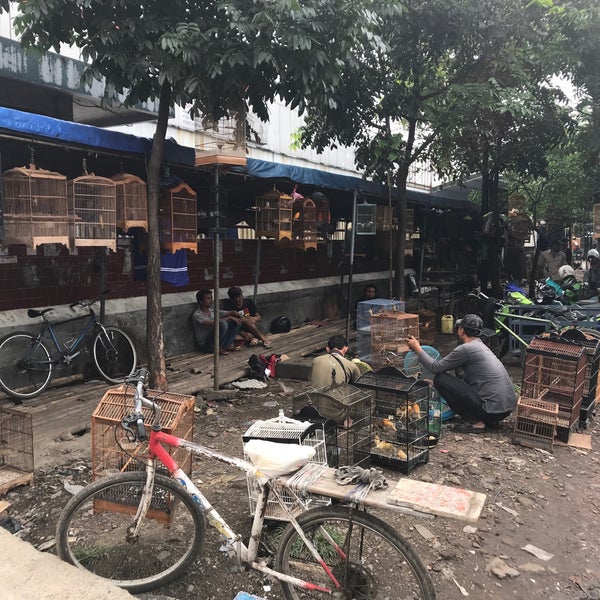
[{"x1": 0, "y1": 528, "x2": 134, "y2": 600}]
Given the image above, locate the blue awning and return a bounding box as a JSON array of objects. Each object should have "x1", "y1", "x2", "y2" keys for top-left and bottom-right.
[
  {"x1": 0, "y1": 106, "x2": 195, "y2": 166},
  {"x1": 245, "y1": 158, "x2": 475, "y2": 211}
]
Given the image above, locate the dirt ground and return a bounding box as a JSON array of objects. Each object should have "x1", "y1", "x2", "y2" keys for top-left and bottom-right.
[{"x1": 3, "y1": 372, "x2": 600, "y2": 600}]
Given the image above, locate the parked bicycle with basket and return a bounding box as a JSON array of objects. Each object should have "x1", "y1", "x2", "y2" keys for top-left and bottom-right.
[
  {"x1": 52, "y1": 368, "x2": 484, "y2": 599},
  {"x1": 0, "y1": 290, "x2": 136, "y2": 402}
]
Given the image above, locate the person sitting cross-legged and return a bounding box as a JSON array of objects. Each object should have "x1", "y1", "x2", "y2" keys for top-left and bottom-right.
[
  {"x1": 222, "y1": 286, "x2": 272, "y2": 349},
  {"x1": 406, "y1": 314, "x2": 517, "y2": 433},
  {"x1": 192, "y1": 289, "x2": 241, "y2": 355}
]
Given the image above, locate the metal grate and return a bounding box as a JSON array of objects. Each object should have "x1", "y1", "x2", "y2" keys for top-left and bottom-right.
[
  {"x1": 513, "y1": 396, "x2": 559, "y2": 452},
  {"x1": 92, "y1": 385, "x2": 195, "y2": 480},
  {"x1": 243, "y1": 413, "x2": 329, "y2": 521},
  {"x1": 0, "y1": 407, "x2": 34, "y2": 495}
]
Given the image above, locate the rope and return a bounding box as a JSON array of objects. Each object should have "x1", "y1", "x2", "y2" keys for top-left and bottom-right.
[{"x1": 334, "y1": 466, "x2": 388, "y2": 490}]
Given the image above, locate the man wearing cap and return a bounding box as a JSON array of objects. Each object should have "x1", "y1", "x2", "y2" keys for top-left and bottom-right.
[
  {"x1": 406, "y1": 314, "x2": 516, "y2": 433},
  {"x1": 223, "y1": 286, "x2": 272, "y2": 349}
]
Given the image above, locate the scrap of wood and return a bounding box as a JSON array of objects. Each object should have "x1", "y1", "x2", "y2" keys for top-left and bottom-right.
[{"x1": 0, "y1": 500, "x2": 11, "y2": 515}]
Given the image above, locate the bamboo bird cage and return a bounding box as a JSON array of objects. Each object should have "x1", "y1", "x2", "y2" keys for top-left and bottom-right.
[
  {"x1": 255, "y1": 188, "x2": 293, "y2": 241},
  {"x1": 1, "y1": 162, "x2": 69, "y2": 250},
  {"x1": 111, "y1": 172, "x2": 148, "y2": 232},
  {"x1": 292, "y1": 197, "x2": 317, "y2": 250},
  {"x1": 159, "y1": 181, "x2": 197, "y2": 253}
]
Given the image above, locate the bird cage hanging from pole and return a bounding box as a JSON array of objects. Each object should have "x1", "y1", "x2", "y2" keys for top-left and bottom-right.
[
  {"x1": 1, "y1": 160, "x2": 69, "y2": 250},
  {"x1": 255, "y1": 188, "x2": 293, "y2": 241},
  {"x1": 159, "y1": 181, "x2": 198, "y2": 253},
  {"x1": 68, "y1": 160, "x2": 117, "y2": 251},
  {"x1": 111, "y1": 172, "x2": 148, "y2": 232},
  {"x1": 356, "y1": 201, "x2": 377, "y2": 235},
  {"x1": 292, "y1": 197, "x2": 317, "y2": 250}
]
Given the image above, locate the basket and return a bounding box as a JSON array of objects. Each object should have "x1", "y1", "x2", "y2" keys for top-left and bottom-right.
[{"x1": 243, "y1": 413, "x2": 329, "y2": 521}]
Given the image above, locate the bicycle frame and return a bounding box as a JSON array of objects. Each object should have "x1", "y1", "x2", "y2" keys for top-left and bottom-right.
[
  {"x1": 131, "y1": 392, "x2": 352, "y2": 594},
  {"x1": 37, "y1": 312, "x2": 100, "y2": 360}
]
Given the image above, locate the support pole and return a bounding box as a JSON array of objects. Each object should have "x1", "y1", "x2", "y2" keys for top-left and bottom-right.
[
  {"x1": 213, "y1": 168, "x2": 221, "y2": 390},
  {"x1": 345, "y1": 191, "x2": 358, "y2": 342}
]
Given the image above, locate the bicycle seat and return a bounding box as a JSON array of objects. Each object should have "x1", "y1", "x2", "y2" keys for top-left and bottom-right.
[{"x1": 27, "y1": 308, "x2": 53, "y2": 318}]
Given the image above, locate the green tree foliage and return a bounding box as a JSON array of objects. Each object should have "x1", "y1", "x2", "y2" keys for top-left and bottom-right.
[{"x1": 4, "y1": 0, "x2": 373, "y2": 387}]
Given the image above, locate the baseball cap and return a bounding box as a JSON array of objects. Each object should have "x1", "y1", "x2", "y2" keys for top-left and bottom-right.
[
  {"x1": 455, "y1": 314, "x2": 483, "y2": 336},
  {"x1": 227, "y1": 286, "x2": 243, "y2": 298}
]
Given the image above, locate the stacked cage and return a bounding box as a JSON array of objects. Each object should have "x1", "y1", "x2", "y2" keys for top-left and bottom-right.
[
  {"x1": 292, "y1": 384, "x2": 371, "y2": 469},
  {"x1": 521, "y1": 338, "x2": 587, "y2": 442},
  {"x1": 0, "y1": 407, "x2": 34, "y2": 495},
  {"x1": 370, "y1": 311, "x2": 419, "y2": 357},
  {"x1": 567, "y1": 333, "x2": 600, "y2": 428},
  {"x1": 92, "y1": 385, "x2": 195, "y2": 480},
  {"x1": 242, "y1": 414, "x2": 329, "y2": 521},
  {"x1": 356, "y1": 299, "x2": 406, "y2": 359},
  {"x1": 513, "y1": 397, "x2": 559, "y2": 452},
  {"x1": 355, "y1": 367, "x2": 430, "y2": 474}
]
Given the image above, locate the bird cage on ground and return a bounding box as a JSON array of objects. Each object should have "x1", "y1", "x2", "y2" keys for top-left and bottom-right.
[
  {"x1": 0, "y1": 406, "x2": 34, "y2": 495},
  {"x1": 111, "y1": 172, "x2": 148, "y2": 232},
  {"x1": 292, "y1": 197, "x2": 317, "y2": 250},
  {"x1": 371, "y1": 311, "x2": 419, "y2": 356},
  {"x1": 355, "y1": 366, "x2": 430, "y2": 474},
  {"x1": 1, "y1": 162, "x2": 69, "y2": 250},
  {"x1": 68, "y1": 163, "x2": 117, "y2": 251},
  {"x1": 292, "y1": 384, "x2": 371, "y2": 469},
  {"x1": 159, "y1": 181, "x2": 198, "y2": 253},
  {"x1": 255, "y1": 188, "x2": 293, "y2": 241},
  {"x1": 242, "y1": 412, "x2": 329, "y2": 521},
  {"x1": 513, "y1": 396, "x2": 559, "y2": 452},
  {"x1": 521, "y1": 337, "x2": 587, "y2": 442}
]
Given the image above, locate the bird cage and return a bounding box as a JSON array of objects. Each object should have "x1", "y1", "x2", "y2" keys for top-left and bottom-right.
[
  {"x1": 355, "y1": 201, "x2": 377, "y2": 235},
  {"x1": 594, "y1": 204, "x2": 600, "y2": 238},
  {"x1": 513, "y1": 396, "x2": 559, "y2": 452},
  {"x1": 521, "y1": 337, "x2": 587, "y2": 442},
  {"x1": 242, "y1": 412, "x2": 329, "y2": 521},
  {"x1": 1, "y1": 162, "x2": 69, "y2": 250},
  {"x1": 159, "y1": 181, "x2": 198, "y2": 253},
  {"x1": 111, "y1": 172, "x2": 148, "y2": 231},
  {"x1": 356, "y1": 299, "x2": 406, "y2": 332},
  {"x1": 255, "y1": 188, "x2": 293, "y2": 241},
  {"x1": 0, "y1": 406, "x2": 34, "y2": 494},
  {"x1": 355, "y1": 367, "x2": 430, "y2": 474},
  {"x1": 370, "y1": 311, "x2": 420, "y2": 355},
  {"x1": 292, "y1": 197, "x2": 317, "y2": 250},
  {"x1": 292, "y1": 384, "x2": 372, "y2": 469},
  {"x1": 68, "y1": 164, "x2": 117, "y2": 251}
]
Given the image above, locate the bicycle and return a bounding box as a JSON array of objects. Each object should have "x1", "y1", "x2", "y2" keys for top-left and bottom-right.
[
  {"x1": 0, "y1": 290, "x2": 137, "y2": 402},
  {"x1": 55, "y1": 368, "x2": 439, "y2": 599}
]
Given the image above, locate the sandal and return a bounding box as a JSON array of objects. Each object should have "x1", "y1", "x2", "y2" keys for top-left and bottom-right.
[
  {"x1": 452, "y1": 423, "x2": 487, "y2": 434},
  {"x1": 262, "y1": 341, "x2": 273, "y2": 349},
  {"x1": 249, "y1": 338, "x2": 261, "y2": 346}
]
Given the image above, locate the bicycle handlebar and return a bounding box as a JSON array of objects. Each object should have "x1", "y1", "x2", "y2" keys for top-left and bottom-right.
[{"x1": 121, "y1": 368, "x2": 150, "y2": 442}]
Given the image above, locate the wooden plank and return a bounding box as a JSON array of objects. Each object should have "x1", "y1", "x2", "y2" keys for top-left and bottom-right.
[{"x1": 298, "y1": 467, "x2": 486, "y2": 523}]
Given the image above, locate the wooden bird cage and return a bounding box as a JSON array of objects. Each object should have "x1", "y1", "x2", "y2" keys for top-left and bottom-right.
[
  {"x1": 111, "y1": 172, "x2": 148, "y2": 232},
  {"x1": 292, "y1": 197, "x2": 317, "y2": 250},
  {"x1": 68, "y1": 166, "x2": 117, "y2": 251},
  {"x1": 159, "y1": 181, "x2": 198, "y2": 253},
  {"x1": 255, "y1": 188, "x2": 293, "y2": 241},
  {"x1": 1, "y1": 163, "x2": 69, "y2": 250}
]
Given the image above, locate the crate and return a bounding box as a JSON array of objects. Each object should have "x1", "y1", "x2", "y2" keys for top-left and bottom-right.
[
  {"x1": 292, "y1": 384, "x2": 371, "y2": 469},
  {"x1": 513, "y1": 397, "x2": 559, "y2": 452},
  {"x1": 355, "y1": 367, "x2": 430, "y2": 474},
  {"x1": 92, "y1": 385, "x2": 195, "y2": 481},
  {"x1": 356, "y1": 299, "x2": 406, "y2": 332},
  {"x1": 521, "y1": 338, "x2": 586, "y2": 435},
  {"x1": 371, "y1": 311, "x2": 419, "y2": 355},
  {"x1": 243, "y1": 413, "x2": 329, "y2": 521},
  {"x1": 0, "y1": 407, "x2": 34, "y2": 495}
]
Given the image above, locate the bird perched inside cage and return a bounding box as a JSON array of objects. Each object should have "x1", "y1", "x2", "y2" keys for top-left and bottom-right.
[
  {"x1": 396, "y1": 402, "x2": 421, "y2": 421},
  {"x1": 373, "y1": 417, "x2": 397, "y2": 432}
]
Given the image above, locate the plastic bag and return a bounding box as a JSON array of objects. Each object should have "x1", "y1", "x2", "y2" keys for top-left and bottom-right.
[{"x1": 244, "y1": 439, "x2": 316, "y2": 483}]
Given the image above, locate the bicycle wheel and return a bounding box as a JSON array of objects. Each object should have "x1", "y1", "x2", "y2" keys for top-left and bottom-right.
[
  {"x1": 56, "y1": 471, "x2": 205, "y2": 593},
  {"x1": 0, "y1": 332, "x2": 52, "y2": 400},
  {"x1": 92, "y1": 327, "x2": 137, "y2": 383},
  {"x1": 275, "y1": 505, "x2": 436, "y2": 600}
]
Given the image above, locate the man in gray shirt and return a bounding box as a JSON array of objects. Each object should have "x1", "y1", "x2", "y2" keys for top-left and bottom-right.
[{"x1": 407, "y1": 314, "x2": 516, "y2": 433}]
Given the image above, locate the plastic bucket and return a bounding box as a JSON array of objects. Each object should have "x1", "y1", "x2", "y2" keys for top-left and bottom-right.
[{"x1": 441, "y1": 315, "x2": 454, "y2": 334}]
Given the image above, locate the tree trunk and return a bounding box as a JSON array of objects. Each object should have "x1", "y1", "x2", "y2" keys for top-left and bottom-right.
[{"x1": 145, "y1": 81, "x2": 171, "y2": 390}]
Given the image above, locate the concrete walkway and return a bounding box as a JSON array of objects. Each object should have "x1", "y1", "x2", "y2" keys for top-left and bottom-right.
[{"x1": 0, "y1": 528, "x2": 134, "y2": 600}]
